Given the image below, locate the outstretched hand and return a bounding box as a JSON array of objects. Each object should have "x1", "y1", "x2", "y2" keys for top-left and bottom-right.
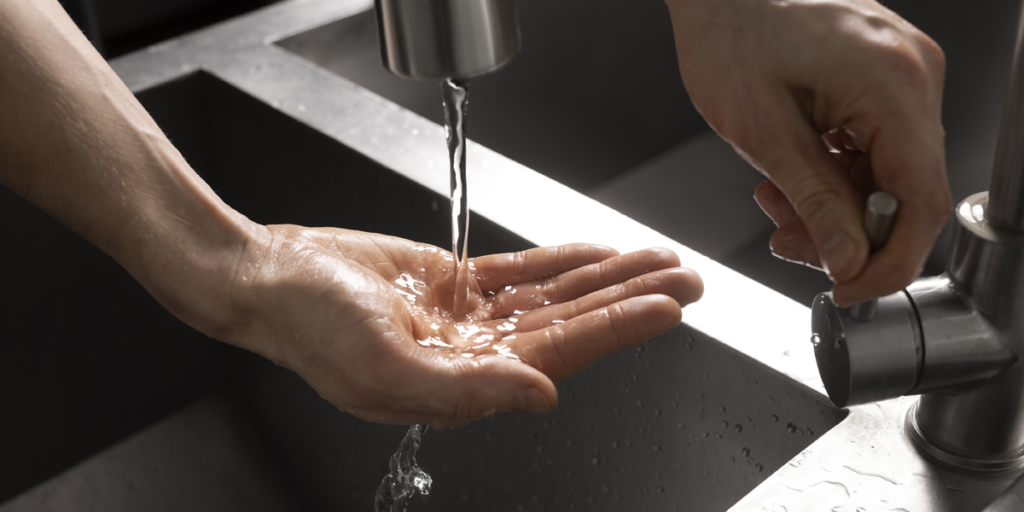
[
  {"x1": 225, "y1": 226, "x2": 703, "y2": 427},
  {"x1": 667, "y1": 0, "x2": 951, "y2": 305}
]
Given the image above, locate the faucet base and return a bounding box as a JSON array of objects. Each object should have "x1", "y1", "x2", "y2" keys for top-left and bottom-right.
[{"x1": 905, "y1": 401, "x2": 1024, "y2": 473}]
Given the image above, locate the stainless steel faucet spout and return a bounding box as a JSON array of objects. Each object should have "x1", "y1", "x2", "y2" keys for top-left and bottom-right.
[
  {"x1": 374, "y1": 0, "x2": 520, "y2": 80},
  {"x1": 989, "y1": 2, "x2": 1024, "y2": 230}
]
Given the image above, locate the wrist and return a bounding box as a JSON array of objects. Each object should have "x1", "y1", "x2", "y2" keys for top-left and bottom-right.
[{"x1": 120, "y1": 145, "x2": 267, "y2": 343}]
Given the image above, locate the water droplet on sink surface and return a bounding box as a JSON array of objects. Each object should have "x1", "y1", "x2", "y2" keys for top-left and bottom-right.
[
  {"x1": 787, "y1": 423, "x2": 798, "y2": 434},
  {"x1": 735, "y1": 424, "x2": 743, "y2": 433},
  {"x1": 742, "y1": 447, "x2": 751, "y2": 457},
  {"x1": 811, "y1": 333, "x2": 822, "y2": 347}
]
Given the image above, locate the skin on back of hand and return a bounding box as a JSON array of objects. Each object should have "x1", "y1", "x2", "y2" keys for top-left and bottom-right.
[{"x1": 667, "y1": 0, "x2": 951, "y2": 306}]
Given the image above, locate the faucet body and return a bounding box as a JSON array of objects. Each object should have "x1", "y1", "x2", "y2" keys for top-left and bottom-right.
[
  {"x1": 374, "y1": 0, "x2": 520, "y2": 80},
  {"x1": 813, "y1": 1, "x2": 1024, "y2": 472}
]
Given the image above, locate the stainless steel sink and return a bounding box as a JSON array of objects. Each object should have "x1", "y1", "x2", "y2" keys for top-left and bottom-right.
[{"x1": 2, "y1": 0, "x2": 1022, "y2": 510}]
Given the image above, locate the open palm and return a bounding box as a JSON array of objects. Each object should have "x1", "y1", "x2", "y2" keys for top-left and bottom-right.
[{"x1": 228, "y1": 225, "x2": 703, "y2": 427}]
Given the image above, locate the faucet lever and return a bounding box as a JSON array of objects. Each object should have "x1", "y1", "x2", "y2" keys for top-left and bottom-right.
[{"x1": 848, "y1": 191, "x2": 899, "y2": 322}]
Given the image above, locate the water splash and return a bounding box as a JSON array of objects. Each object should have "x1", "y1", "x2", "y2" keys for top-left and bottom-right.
[{"x1": 375, "y1": 425, "x2": 433, "y2": 512}]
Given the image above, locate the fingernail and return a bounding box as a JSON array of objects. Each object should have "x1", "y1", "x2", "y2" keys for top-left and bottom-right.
[
  {"x1": 821, "y1": 233, "x2": 856, "y2": 279},
  {"x1": 520, "y1": 387, "x2": 553, "y2": 413},
  {"x1": 770, "y1": 242, "x2": 802, "y2": 263}
]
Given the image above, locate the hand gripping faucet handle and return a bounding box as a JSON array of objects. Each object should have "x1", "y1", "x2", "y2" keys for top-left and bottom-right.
[
  {"x1": 811, "y1": 190, "x2": 923, "y2": 408},
  {"x1": 847, "y1": 191, "x2": 900, "y2": 322}
]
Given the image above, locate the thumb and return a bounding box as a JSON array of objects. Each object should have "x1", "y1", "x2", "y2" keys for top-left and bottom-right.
[{"x1": 738, "y1": 105, "x2": 870, "y2": 282}]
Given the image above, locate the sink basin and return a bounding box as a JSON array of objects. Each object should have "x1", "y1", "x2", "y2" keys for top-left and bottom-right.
[
  {"x1": 6, "y1": 0, "x2": 1023, "y2": 510},
  {"x1": 0, "y1": 65, "x2": 842, "y2": 511}
]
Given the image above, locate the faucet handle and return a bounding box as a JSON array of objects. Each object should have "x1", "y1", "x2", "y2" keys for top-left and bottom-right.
[
  {"x1": 811, "y1": 289, "x2": 922, "y2": 407},
  {"x1": 848, "y1": 191, "x2": 899, "y2": 322},
  {"x1": 812, "y1": 191, "x2": 919, "y2": 408}
]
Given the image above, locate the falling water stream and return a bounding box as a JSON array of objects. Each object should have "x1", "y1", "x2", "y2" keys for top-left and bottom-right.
[
  {"x1": 442, "y1": 78, "x2": 472, "y2": 320},
  {"x1": 374, "y1": 79, "x2": 473, "y2": 512},
  {"x1": 374, "y1": 425, "x2": 433, "y2": 512}
]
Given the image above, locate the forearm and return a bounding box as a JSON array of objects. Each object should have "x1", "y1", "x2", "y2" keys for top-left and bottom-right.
[{"x1": 0, "y1": 0, "x2": 260, "y2": 335}]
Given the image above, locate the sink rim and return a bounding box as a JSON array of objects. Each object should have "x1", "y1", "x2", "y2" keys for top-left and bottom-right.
[{"x1": 106, "y1": 0, "x2": 1011, "y2": 510}]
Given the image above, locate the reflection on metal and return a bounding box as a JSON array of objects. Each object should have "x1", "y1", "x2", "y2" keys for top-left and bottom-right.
[
  {"x1": 847, "y1": 191, "x2": 899, "y2": 322},
  {"x1": 733, "y1": 397, "x2": 1024, "y2": 512},
  {"x1": 374, "y1": 0, "x2": 519, "y2": 80}
]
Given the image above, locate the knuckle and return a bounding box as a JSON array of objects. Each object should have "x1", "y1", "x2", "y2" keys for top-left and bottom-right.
[
  {"x1": 544, "y1": 326, "x2": 573, "y2": 377},
  {"x1": 789, "y1": 184, "x2": 842, "y2": 225},
  {"x1": 917, "y1": 35, "x2": 946, "y2": 76},
  {"x1": 607, "y1": 303, "x2": 628, "y2": 341},
  {"x1": 876, "y1": 43, "x2": 932, "y2": 92},
  {"x1": 513, "y1": 251, "x2": 528, "y2": 278}
]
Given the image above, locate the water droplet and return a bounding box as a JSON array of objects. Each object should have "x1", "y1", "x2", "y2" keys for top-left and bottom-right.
[
  {"x1": 772, "y1": 414, "x2": 779, "y2": 422},
  {"x1": 741, "y1": 447, "x2": 750, "y2": 457},
  {"x1": 811, "y1": 333, "x2": 822, "y2": 347},
  {"x1": 787, "y1": 423, "x2": 797, "y2": 433},
  {"x1": 755, "y1": 463, "x2": 763, "y2": 472},
  {"x1": 722, "y1": 420, "x2": 729, "y2": 428},
  {"x1": 735, "y1": 424, "x2": 743, "y2": 433}
]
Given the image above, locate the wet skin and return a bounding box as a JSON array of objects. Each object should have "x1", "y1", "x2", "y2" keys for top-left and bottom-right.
[{"x1": 230, "y1": 226, "x2": 703, "y2": 427}]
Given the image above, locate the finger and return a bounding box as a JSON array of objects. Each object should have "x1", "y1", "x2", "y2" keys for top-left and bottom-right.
[
  {"x1": 848, "y1": 152, "x2": 876, "y2": 197},
  {"x1": 755, "y1": 180, "x2": 822, "y2": 267},
  {"x1": 745, "y1": 98, "x2": 869, "y2": 282},
  {"x1": 822, "y1": 128, "x2": 845, "y2": 155},
  {"x1": 482, "y1": 267, "x2": 703, "y2": 332},
  {"x1": 471, "y1": 243, "x2": 619, "y2": 292},
  {"x1": 833, "y1": 118, "x2": 950, "y2": 305},
  {"x1": 822, "y1": 128, "x2": 862, "y2": 174},
  {"x1": 508, "y1": 295, "x2": 682, "y2": 382},
  {"x1": 769, "y1": 221, "x2": 822, "y2": 269},
  {"x1": 485, "y1": 248, "x2": 681, "y2": 317},
  {"x1": 754, "y1": 179, "x2": 799, "y2": 227}
]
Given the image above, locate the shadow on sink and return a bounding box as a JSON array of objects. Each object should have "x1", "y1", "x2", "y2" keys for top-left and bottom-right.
[{"x1": 1, "y1": 71, "x2": 844, "y2": 511}]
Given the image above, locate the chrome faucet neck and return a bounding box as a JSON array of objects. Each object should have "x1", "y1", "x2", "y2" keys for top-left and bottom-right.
[{"x1": 374, "y1": 0, "x2": 520, "y2": 81}]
